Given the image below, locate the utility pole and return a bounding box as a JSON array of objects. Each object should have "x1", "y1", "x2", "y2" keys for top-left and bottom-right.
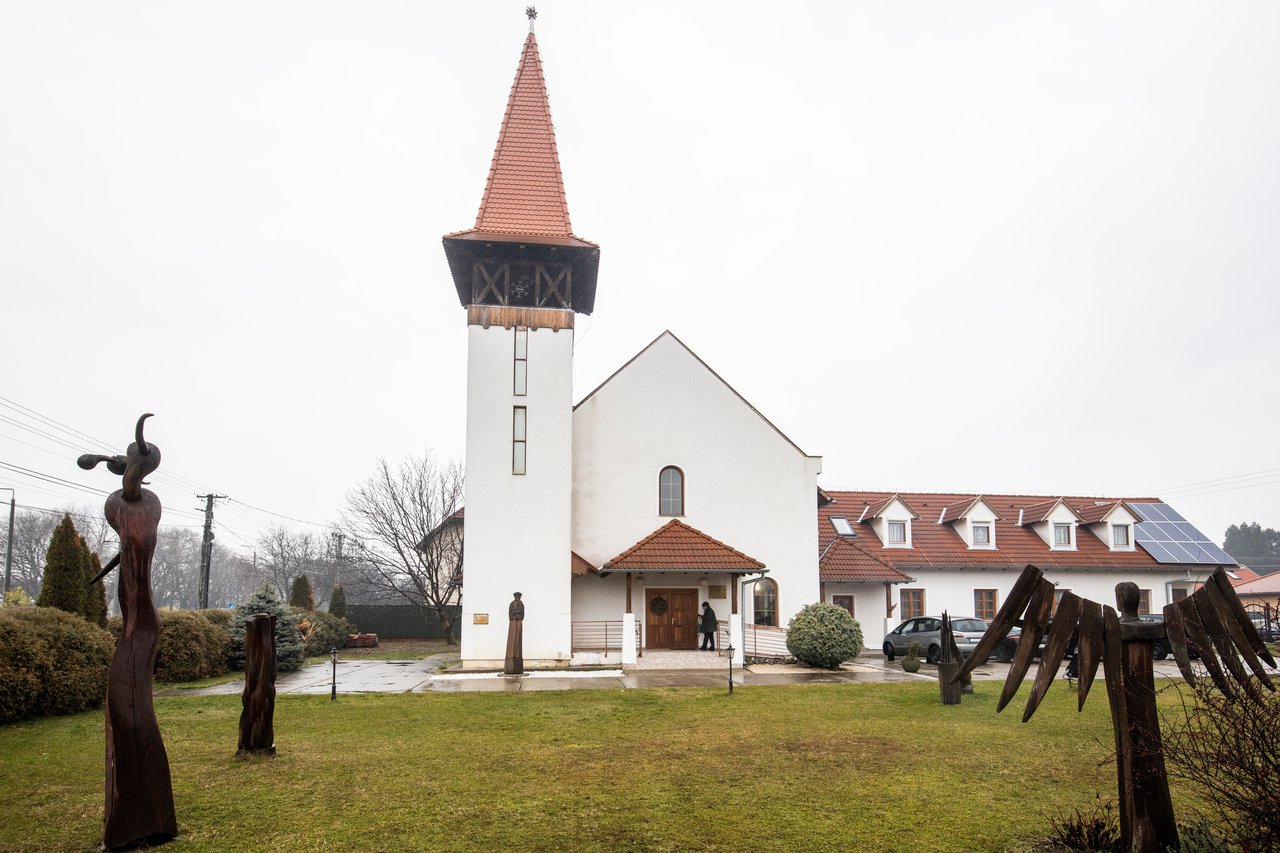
[
  {"x1": 196, "y1": 494, "x2": 227, "y2": 610},
  {"x1": 330, "y1": 531, "x2": 345, "y2": 583},
  {"x1": 1, "y1": 488, "x2": 14, "y2": 596}
]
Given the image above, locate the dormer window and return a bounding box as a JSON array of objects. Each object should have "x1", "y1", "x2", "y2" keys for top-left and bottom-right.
[
  {"x1": 1053, "y1": 523, "x2": 1073, "y2": 548},
  {"x1": 1112, "y1": 524, "x2": 1130, "y2": 548},
  {"x1": 887, "y1": 520, "x2": 907, "y2": 545},
  {"x1": 831, "y1": 517, "x2": 854, "y2": 537},
  {"x1": 972, "y1": 522, "x2": 991, "y2": 547}
]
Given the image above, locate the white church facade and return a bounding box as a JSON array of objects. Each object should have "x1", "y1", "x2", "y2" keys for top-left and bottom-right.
[{"x1": 440, "y1": 19, "x2": 1239, "y2": 670}]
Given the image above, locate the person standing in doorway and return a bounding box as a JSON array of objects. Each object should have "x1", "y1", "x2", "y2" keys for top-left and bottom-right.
[{"x1": 700, "y1": 602, "x2": 717, "y2": 651}]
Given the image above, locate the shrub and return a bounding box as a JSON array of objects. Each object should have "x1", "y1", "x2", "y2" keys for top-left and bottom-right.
[
  {"x1": 231, "y1": 587, "x2": 305, "y2": 672},
  {"x1": 3, "y1": 588, "x2": 34, "y2": 608},
  {"x1": 1045, "y1": 797, "x2": 1119, "y2": 852},
  {"x1": 289, "y1": 574, "x2": 315, "y2": 610},
  {"x1": 292, "y1": 607, "x2": 355, "y2": 657},
  {"x1": 0, "y1": 605, "x2": 112, "y2": 721},
  {"x1": 328, "y1": 583, "x2": 347, "y2": 620},
  {"x1": 1163, "y1": 681, "x2": 1280, "y2": 851},
  {"x1": 36, "y1": 515, "x2": 85, "y2": 617},
  {"x1": 106, "y1": 609, "x2": 230, "y2": 682},
  {"x1": 197, "y1": 608, "x2": 233, "y2": 674},
  {"x1": 83, "y1": 552, "x2": 108, "y2": 628},
  {"x1": 785, "y1": 603, "x2": 863, "y2": 668}
]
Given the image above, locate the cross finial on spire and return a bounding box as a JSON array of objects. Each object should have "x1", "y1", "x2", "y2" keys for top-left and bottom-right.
[{"x1": 526, "y1": 6, "x2": 537, "y2": 33}]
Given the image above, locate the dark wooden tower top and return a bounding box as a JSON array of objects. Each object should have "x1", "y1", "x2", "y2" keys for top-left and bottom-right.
[{"x1": 443, "y1": 19, "x2": 599, "y2": 317}]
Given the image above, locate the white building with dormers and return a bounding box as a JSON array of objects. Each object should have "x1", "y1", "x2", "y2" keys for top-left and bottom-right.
[{"x1": 440, "y1": 20, "x2": 1239, "y2": 670}]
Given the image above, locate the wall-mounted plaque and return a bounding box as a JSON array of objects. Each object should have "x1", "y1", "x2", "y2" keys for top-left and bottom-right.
[
  {"x1": 708, "y1": 585, "x2": 727, "y2": 600},
  {"x1": 473, "y1": 613, "x2": 489, "y2": 625}
]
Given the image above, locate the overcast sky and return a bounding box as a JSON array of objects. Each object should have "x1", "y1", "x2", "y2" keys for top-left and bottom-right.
[{"x1": 2, "y1": 2, "x2": 1277, "y2": 558}]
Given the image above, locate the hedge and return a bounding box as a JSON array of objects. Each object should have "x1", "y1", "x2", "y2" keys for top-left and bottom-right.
[
  {"x1": 0, "y1": 606, "x2": 113, "y2": 722},
  {"x1": 106, "y1": 609, "x2": 233, "y2": 683}
]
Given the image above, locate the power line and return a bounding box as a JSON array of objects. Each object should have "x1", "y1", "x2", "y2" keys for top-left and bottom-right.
[
  {"x1": 227, "y1": 498, "x2": 332, "y2": 529},
  {"x1": 1143, "y1": 466, "x2": 1280, "y2": 497}
]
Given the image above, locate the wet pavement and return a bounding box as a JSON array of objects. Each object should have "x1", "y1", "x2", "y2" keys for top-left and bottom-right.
[{"x1": 162, "y1": 652, "x2": 1200, "y2": 697}]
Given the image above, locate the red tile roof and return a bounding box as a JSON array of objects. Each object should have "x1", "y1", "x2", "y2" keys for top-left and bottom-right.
[
  {"x1": 601, "y1": 519, "x2": 766, "y2": 573},
  {"x1": 1076, "y1": 500, "x2": 1125, "y2": 524},
  {"x1": 819, "y1": 491, "x2": 1185, "y2": 572},
  {"x1": 819, "y1": 538, "x2": 915, "y2": 583},
  {"x1": 570, "y1": 551, "x2": 596, "y2": 577},
  {"x1": 1017, "y1": 498, "x2": 1078, "y2": 525},
  {"x1": 1233, "y1": 572, "x2": 1280, "y2": 595},
  {"x1": 445, "y1": 32, "x2": 596, "y2": 248},
  {"x1": 857, "y1": 493, "x2": 918, "y2": 522},
  {"x1": 937, "y1": 496, "x2": 1002, "y2": 524}
]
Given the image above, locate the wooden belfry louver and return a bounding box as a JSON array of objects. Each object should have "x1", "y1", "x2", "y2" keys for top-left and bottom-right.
[{"x1": 952, "y1": 564, "x2": 1275, "y2": 853}]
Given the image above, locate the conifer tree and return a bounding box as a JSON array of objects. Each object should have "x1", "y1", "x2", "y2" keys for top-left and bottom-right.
[
  {"x1": 231, "y1": 586, "x2": 305, "y2": 671},
  {"x1": 36, "y1": 515, "x2": 85, "y2": 617},
  {"x1": 83, "y1": 549, "x2": 109, "y2": 627},
  {"x1": 288, "y1": 573, "x2": 315, "y2": 610},
  {"x1": 327, "y1": 583, "x2": 347, "y2": 620}
]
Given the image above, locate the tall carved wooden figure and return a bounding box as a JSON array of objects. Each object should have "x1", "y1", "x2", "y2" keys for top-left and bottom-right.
[
  {"x1": 77, "y1": 414, "x2": 178, "y2": 850},
  {"x1": 237, "y1": 613, "x2": 277, "y2": 756}
]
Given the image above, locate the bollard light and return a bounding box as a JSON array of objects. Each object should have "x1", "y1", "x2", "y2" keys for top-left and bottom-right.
[
  {"x1": 726, "y1": 642, "x2": 735, "y2": 694},
  {"x1": 330, "y1": 647, "x2": 338, "y2": 702}
]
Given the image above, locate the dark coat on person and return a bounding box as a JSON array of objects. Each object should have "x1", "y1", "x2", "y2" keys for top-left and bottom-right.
[{"x1": 699, "y1": 606, "x2": 717, "y2": 633}]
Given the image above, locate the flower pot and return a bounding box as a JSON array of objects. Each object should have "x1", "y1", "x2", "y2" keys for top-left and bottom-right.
[{"x1": 901, "y1": 657, "x2": 921, "y2": 673}]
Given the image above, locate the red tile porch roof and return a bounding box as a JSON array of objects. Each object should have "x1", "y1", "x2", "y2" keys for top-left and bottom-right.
[
  {"x1": 819, "y1": 491, "x2": 1180, "y2": 575},
  {"x1": 601, "y1": 519, "x2": 766, "y2": 573}
]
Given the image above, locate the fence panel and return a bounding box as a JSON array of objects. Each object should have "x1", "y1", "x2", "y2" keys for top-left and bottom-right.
[{"x1": 345, "y1": 604, "x2": 461, "y2": 640}]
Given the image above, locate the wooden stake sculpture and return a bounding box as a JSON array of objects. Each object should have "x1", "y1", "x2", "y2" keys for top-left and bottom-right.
[
  {"x1": 78, "y1": 414, "x2": 178, "y2": 850},
  {"x1": 237, "y1": 613, "x2": 277, "y2": 756},
  {"x1": 953, "y1": 564, "x2": 1276, "y2": 853},
  {"x1": 936, "y1": 613, "x2": 962, "y2": 705}
]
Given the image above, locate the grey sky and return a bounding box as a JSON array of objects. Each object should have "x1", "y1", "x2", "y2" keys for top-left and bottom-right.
[{"x1": 2, "y1": 2, "x2": 1277, "y2": 554}]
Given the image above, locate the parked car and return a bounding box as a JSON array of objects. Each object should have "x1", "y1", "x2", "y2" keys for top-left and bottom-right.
[
  {"x1": 1248, "y1": 611, "x2": 1279, "y2": 643},
  {"x1": 882, "y1": 616, "x2": 988, "y2": 664}
]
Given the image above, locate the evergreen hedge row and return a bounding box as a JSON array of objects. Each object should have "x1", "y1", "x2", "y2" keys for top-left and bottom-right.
[{"x1": 0, "y1": 606, "x2": 113, "y2": 723}]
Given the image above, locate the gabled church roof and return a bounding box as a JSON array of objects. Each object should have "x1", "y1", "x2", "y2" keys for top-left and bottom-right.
[
  {"x1": 575, "y1": 330, "x2": 816, "y2": 459},
  {"x1": 600, "y1": 519, "x2": 766, "y2": 573},
  {"x1": 444, "y1": 29, "x2": 596, "y2": 249}
]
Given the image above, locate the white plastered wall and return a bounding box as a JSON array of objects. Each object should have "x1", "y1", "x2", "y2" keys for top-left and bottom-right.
[
  {"x1": 571, "y1": 333, "x2": 820, "y2": 635},
  {"x1": 460, "y1": 322, "x2": 574, "y2": 668}
]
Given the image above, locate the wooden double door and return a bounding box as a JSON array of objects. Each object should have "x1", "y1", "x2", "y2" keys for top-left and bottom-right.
[{"x1": 645, "y1": 588, "x2": 699, "y2": 650}]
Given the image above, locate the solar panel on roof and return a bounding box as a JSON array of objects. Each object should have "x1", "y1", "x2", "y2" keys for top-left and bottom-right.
[{"x1": 1133, "y1": 502, "x2": 1235, "y2": 565}]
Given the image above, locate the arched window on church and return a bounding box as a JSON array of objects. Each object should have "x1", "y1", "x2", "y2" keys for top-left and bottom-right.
[
  {"x1": 658, "y1": 466, "x2": 684, "y2": 516},
  {"x1": 754, "y1": 578, "x2": 778, "y2": 627}
]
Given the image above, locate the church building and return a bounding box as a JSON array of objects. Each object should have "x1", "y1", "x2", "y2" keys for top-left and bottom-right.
[
  {"x1": 443, "y1": 16, "x2": 820, "y2": 669},
  {"x1": 440, "y1": 15, "x2": 1239, "y2": 671}
]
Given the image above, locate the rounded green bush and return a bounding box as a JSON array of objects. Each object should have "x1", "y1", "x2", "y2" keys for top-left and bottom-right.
[
  {"x1": 154, "y1": 610, "x2": 219, "y2": 682},
  {"x1": 231, "y1": 587, "x2": 305, "y2": 672},
  {"x1": 0, "y1": 614, "x2": 45, "y2": 722},
  {"x1": 196, "y1": 609, "x2": 232, "y2": 676},
  {"x1": 291, "y1": 607, "x2": 355, "y2": 658},
  {"x1": 786, "y1": 603, "x2": 863, "y2": 669},
  {"x1": 0, "y1": 605, "x2": 112, "y2": 720}
]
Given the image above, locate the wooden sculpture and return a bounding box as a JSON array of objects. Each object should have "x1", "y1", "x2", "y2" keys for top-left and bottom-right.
[
  {"x1": 936, "y1": 612, "x2": 962, "y2": 705},
  {"x1": 78, "y1": 414, "x2": 178, "y2": 850},
  {"x1": 953, "y1": 564, "x2": 1276, "y2": 853},
  {"x1": 237, "y1": 613, "x2": 277, "y2": 756}
]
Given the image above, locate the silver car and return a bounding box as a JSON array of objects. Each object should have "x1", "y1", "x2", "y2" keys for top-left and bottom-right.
[{"x1": 882, "y1": 616, "x2": 988, "y2": 664}]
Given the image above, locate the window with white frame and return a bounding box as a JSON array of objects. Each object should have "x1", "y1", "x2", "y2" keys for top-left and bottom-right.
[
  {"x1": 1053, "y1": 523, "x2": 1072, "y2": 548},
  {"x1": 831, "y1": 517, "x2": 854, "y2": 537},
  {"x1": 972, "y1": 522, "x2": 992, "y2": 547},
  {"x1": 1112, "y1": 524, "x2": 1130, "y2": 548},
  {"x1": 887, "y1": 520, "x2": 907, "y2": 546}
]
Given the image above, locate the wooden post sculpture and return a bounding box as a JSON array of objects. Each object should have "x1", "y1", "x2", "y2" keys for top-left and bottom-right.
[
  {"x1": 505, "y1": 591, "x2": 524, "y2": 675},
  {"x1": 953, "y1": 564, "x2": 1276, "y2": 853},
  {"x1": 77, "y1": 414, "x2": 178, "y2": 851},
  {"x1": 936, "y1": 612, "x2": 962, "y2": 705},
  {"x1": 237, "y1": 613, "x2": 277, "y2": 756}
]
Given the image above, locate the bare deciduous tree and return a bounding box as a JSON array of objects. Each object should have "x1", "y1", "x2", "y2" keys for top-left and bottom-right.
[
  {"x1": 254, "y1": 524, "x2": 320, "y2": 600},
  {"x1": 341, "y1": 452, "x2": 463, "y2": 643}
]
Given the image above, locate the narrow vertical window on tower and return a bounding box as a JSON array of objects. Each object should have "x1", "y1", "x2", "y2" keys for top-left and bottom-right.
[
  {"x1": 512, "y1": 406, "x2": 527, "y2": 475},
  {"x1": 513, "y1": 327, "x2": 528, "y2": 396},
  {"x1": 658, "y1": 466, "x2": 684, "y2": 516}
]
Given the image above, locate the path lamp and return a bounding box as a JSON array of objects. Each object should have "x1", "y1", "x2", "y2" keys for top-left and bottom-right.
[
  {"x1": 726, "y1": 642, "x2": 735, "y2": 694},
  {"x1": 1, "y1": 487, "x2": 13, "y2": 596},
  {"x1": 330, "y1": 647, "x2": 338, "y2": 701}
]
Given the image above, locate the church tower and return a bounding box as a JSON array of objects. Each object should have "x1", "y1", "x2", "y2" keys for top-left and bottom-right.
[{"x1": 443, "y1": 11, "x2": 599, "y2": 668}]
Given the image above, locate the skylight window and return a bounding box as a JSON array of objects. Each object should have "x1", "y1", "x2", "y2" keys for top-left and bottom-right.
[{"x1": 831, "y1": 517, "x2": 854, "y2": 537}]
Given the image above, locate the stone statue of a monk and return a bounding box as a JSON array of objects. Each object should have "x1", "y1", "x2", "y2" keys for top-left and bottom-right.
[{"x1": 505, "y1": 592, "x2": 524, "y2": 675}]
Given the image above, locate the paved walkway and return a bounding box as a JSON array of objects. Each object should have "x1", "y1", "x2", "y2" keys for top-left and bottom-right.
[{"x1": 163, "y1": 652, "x2": 1197, "y2": 696}]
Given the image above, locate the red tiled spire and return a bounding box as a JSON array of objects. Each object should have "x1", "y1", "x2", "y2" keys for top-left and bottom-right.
[{"x1": 467, "y1": 32, "x2": 581, "y2": 241}]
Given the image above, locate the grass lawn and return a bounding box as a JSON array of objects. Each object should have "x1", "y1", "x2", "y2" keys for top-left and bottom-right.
[{"x1": 0, "y1": 681, "x2": 1200, "y2": 852}]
